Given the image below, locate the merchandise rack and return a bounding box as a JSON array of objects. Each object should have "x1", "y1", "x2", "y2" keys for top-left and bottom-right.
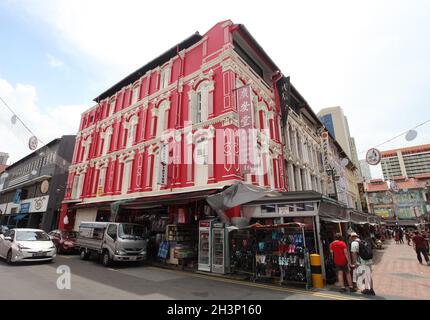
[{"x1": 243, "y1": 222, "x2": 313, "y2": 289}]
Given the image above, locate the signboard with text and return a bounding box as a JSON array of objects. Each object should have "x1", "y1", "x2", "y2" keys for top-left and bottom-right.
[{"x1": 237, "y1": 84, "x2": 254, "y2": 174}]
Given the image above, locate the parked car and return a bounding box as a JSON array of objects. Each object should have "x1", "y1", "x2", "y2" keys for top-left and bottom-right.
[
  {"x1": 76, "y1": 221, "x2": 148, "y2": 267},
  {"x1": 0, "y1": 228, "x2": 56, "y2": 264},
  {"x1": 48, "y1": 230, "x2": 78, "y2": 254}
]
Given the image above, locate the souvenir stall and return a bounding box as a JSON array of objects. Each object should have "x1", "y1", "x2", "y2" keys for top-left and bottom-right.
[
  {"x1": 230, "y1": 221, "x2": 313, "y2": 288},
  {"x1": 230, "y1": 228, "x2": 256, "y2": 279}
]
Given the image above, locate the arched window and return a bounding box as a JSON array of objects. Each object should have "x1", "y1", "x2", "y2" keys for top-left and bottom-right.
[
  {"x1": 160, "y1": 65, "x2": 171, "y2": 90},
  {"x1": 194, "y1": 138, "x2": 209, "y2": 186},
  {"x1": 193, "y1": 81, "x2": 210, "y2": 124},
  {"x1": 71, "y1": 175, "x2": 79, "y2": 199},
  {"x1": 102, "y1": 127, "x2": 112, "y2": 156},
  {"x1": 109, "y1": 100, "x2": 115, "y2": 117},
  {"x1": 122, "y1": 161, "x2": 132, "y2": 195},
  {"x1": 99, "y1": 167, "x2": 107, "y2": 193},
  {"x1": 126, "y1": 116, "x2": 138, "y2": 148},
  {"x1": 83, "y1": 139, "x2": 91, "y2": 162},
  {"x1": 131, "y1": 86, "x2": 140, "y2": 104},
  {"x1": 156, "y1": 101, "x2": 170, "y2": 138}
]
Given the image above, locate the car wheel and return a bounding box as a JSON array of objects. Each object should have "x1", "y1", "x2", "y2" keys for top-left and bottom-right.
[
  {"x1": 102, "y1": 251, "x2": 111, "y2": 267},
  {"x1": 6, "y1": 250, "x2": 13, "y2": 265},
  {"x1": 79, "y1": 249, "x2": 89, "y2": 260},
  {"x1": 56, "y1": 245, "x2": 62, "y2": 255}
]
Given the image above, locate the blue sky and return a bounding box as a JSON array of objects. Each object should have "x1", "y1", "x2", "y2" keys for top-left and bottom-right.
[{"x1": 0, "y1": 0, "x2": 429, "y2": 179}]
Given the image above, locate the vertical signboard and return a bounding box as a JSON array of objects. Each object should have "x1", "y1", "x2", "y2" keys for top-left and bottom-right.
[
  {"x1": 237, "y1": 84, "x2": 254, "y2": 174},
  {"x1": 158, "y1": 143, "x2": 168, "y2": 186},
  {"x1": 321, "y1": 132, "x2": 330, "y2": 172},
  {"x1": 276, "y1": 76, "x2": 290, "y2": 126}
]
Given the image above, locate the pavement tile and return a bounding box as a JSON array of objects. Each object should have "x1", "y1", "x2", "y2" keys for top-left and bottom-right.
[{"x1": 372, "y1": 240, "x2": 430, "y2": 299}]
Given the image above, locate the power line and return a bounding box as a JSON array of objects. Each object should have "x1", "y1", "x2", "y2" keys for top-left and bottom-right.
[
  {"x1": 358, "y1": 118, "x2": 430, "y2": 154},
  {"x1": 0, "y1": 95, "x2": 45, "y2": 145},
  {"x1": 0, "y1": 95, "x2": 71, "y2": 171}
]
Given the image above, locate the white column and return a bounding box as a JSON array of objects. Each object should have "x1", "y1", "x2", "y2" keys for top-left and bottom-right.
[
  {"x1": 295, "y1": 167, "x2": 302, "y2": 191},
  {"x1": 288, "y1": 163, "x2": 295, "y2": 191}
]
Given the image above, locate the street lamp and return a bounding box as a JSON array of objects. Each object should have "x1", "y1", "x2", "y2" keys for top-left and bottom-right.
[{"x1": 326, "y1": 166, "x2": 339, "y2": 201}]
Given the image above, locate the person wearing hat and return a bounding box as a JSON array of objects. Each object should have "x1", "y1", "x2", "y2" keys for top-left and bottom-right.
[{"x1": 350, "y1": 232, "x2": 375, "y2": 295}]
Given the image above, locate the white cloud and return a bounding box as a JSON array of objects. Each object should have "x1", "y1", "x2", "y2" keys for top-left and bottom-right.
[
  {"x1": 5, "y1": 0, "x2": 430, "y2": 177},
  {"x1": 0, "y1": 78, "x2": 88, "y2": 164},
  {"x1": 46, "y1": 53, "x2": 64, "y2": 68}
]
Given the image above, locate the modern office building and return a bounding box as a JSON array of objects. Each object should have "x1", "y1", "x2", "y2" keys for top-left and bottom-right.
[
  {"x1": 317, "y1": 107, "x2": 360, "y2": 168},
  {"x1": 380, "y1": 144, "x2": 430, "y2": 179}
]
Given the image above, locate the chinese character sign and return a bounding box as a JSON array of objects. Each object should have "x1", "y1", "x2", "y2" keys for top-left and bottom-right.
[{"x1": 237, "y1": 84, "x2": 254, "y2": 174}]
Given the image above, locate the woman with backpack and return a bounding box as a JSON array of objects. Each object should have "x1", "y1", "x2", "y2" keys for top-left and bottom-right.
[{"x1": 350, "y1": 232, "x2": 376, "y2": 296}]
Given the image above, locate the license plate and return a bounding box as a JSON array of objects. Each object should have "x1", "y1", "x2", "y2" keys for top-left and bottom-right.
[
  {"x1": 33, "y1": 252, "x2": 47, "y2": 257},
  {"x1": 129, "y1": 256, "x2": 136, "y2": 261}
]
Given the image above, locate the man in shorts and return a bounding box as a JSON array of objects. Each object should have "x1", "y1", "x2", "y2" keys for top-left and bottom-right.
[
  {"x1": 330, "y1": 233, "x2": 355, "y2": 292},
  {"x1": 350, "y1": 232, "x2": 375, "y2": 295}
]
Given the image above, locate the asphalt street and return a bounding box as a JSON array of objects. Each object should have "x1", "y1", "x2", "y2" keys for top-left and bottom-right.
[{"x1": 0, "y1": 255, "x2": 370, "y2": 300}]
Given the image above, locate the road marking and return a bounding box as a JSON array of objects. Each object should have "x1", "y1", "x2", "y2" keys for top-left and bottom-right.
[{"x1": 149, "y1": 267, "x2": 364, "y2": 300}]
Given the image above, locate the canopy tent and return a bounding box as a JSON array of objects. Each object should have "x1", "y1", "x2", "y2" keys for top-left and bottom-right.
[
  {"x1": 206, "y1": 182, "x2": 277, "y2": 223},
  {"x1": 206, "y1": 182, "x2": 276, "y2": 211}
]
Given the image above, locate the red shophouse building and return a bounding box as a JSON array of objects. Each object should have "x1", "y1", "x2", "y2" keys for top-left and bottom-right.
[{"x1": 59, "y1": 20, "x2": 287, "y2": 235}]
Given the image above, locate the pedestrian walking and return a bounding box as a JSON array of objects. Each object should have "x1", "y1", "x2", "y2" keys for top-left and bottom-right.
[
  {"x1": 399, "y1": 228, "x2": 404, "y2": 244},
  {"x1": 329, "y1": 233, "x2": 355, "y2": 293},
  {"x1": 411, "y1": 231, "x2": 430, "y2": 265},
  {"x1": 405, "y1": 231, "x2": 411, "y2": 246},
  {"x1": 350, "y1": 232, "x2": 375, "y2": 295},
  {"x1": 395, "y1": 230, "x2": 400, "y2": 244}
]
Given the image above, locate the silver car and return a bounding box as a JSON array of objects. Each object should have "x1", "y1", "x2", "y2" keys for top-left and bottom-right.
[{"x1": 0, "y1": 228, "x2": 57, "y2": 264}]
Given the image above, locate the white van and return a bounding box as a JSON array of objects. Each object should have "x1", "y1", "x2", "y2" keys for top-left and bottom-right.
[{"x1": 76, "y1": 221, "x2": 148, "y2": 267}]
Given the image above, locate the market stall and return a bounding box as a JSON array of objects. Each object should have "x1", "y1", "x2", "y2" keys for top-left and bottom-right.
[{"x1": 230, "y1": 222, "x2": 313, "y2": 289}]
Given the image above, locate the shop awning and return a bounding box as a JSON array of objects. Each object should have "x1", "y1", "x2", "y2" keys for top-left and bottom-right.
[
  {"x1": 206, "y1": 182, "x2": 275, "y2": 211},
  {"x1": 319, "y1": 216, "x2": 350, "y2": 223},
  {"x1": 349, "y1": 210, "x2": 370, "y2": 225},
  {"x1": 244, "y1": 190, "x2": 324, "y2": 205},
  {"x1": 318, "y1": 200, "x2": 349, "y2": 223},
  {"x1": 13, "y1": 214, "x2": 28, "y2": 221}
]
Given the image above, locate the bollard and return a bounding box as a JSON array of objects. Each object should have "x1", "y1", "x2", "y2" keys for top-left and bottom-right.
[{"x1": 310, "y1": 254, "x2": 324, "y2": 289}]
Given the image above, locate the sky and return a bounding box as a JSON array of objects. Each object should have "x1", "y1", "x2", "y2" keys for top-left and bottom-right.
[{"x1": 0, "y1": 0, "x2": 429, "y2": 179}]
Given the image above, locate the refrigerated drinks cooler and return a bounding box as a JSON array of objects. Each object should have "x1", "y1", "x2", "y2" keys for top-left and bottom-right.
[
  {"x1": 198, "y1": 220, "x2": 212, "y2": 272},
  {"x1": 211, "y1": 222, "x2": 230, "y2": 274}
]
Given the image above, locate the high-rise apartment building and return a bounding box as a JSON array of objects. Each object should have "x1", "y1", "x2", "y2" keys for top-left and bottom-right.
[{"x1": 380, "y1": 144, "x2": 430, "y2": 179}]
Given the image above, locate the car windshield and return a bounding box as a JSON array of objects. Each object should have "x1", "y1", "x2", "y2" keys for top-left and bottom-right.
[
  {"x1": 63, "y1": 231, "x2": 78, "y2": 239},
  {"x1": 16, "y1": 230, "x2": 51, "y2": 241},
  {"x1": 118, "y1": 224, "x2": 147, "y2": 240}
]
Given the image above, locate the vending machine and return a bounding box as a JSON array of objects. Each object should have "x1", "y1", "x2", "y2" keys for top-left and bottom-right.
[
  {"x1": 211, "y1": 222, "x2": 230, "y2": 274},
  {"x1": 198, "y1": 220, "x2": 213, "y2": 272}
]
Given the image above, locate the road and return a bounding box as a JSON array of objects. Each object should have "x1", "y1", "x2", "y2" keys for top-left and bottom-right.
[{"x1": 0, "y1": 254, "x2": 367, "y2": 300}]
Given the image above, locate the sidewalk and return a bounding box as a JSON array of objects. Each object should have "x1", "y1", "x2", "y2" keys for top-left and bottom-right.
[{"x1": 372, "y1": 240, "x2": 430, "y2": 299}]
